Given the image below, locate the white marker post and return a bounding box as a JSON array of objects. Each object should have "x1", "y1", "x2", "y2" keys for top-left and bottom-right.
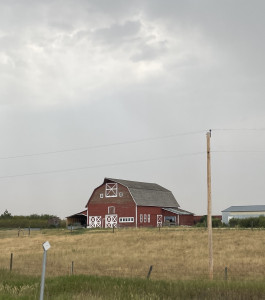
[{"x1": 40, "y1": 241, "x2": 51, "y2": 300}]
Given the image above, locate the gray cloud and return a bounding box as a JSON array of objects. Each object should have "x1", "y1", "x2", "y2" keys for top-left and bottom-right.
[
  {"x1": 131, "y1": 40, "x2": 168, "y2": 62},
  {"x1": 93, "y1": 21, "x2": 141, "y2": 44}
]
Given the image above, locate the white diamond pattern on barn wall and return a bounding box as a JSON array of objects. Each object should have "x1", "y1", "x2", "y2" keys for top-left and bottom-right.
[
  {"x1": 105, "y1": 214, "x2": 117, "y2": 228},
  {"x1": 88, "y1": 216, "x2": 101, "y2": 228},
  {"x1": 157, "y1": 215, "x2": 162, "y2": 227}
]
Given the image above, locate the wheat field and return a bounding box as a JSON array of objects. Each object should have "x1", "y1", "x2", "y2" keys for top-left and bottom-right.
[{"x1": 0, "y1": 228, "x2": 264, "y2": 281}]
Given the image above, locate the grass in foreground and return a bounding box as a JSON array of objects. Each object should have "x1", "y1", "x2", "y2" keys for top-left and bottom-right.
[{"x1": 1, "y1": 270, "x2": 265, "y2": 300}]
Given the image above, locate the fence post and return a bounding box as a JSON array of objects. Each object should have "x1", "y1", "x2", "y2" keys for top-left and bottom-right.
[
  {"x1": 28, "y1": 226, "x2": 31, "y2": 236},
  {"x1": 40, "y1": 241, "x2": 51, "y2": 300},
  {"x1": 224, "y1": 267, "x2": 228, "y2": 281},
  {"x1": 10, "y1": 253, "x2": 13, "y2": 271},
  {"x1": 71, "y1": 261, "x2": 74, "y2": 275},
  {"x1": 147, "y1": 265, "x2": 153, "y2": 279},
  {"x1": 18, "y1": 227, "x2": 20, "y2": 237},
  {"x1": 113, "y1": 225, "x2": 115, "y2": 233}
]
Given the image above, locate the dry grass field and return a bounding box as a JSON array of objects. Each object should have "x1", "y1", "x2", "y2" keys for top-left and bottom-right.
[{"x1": 0, "y1": 227, "x2": 264, "y2": 281}]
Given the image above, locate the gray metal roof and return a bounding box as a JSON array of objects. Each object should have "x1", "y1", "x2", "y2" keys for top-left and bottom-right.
[
  {"x1": 106, "y1": 178, "x2": 170, "y2": 191},
  {"x1": 105, "y1": 178, "x2": 179, "y2": 207},
  {"x1": 66, "y1": 210, "x2": 87, "y2": 218},
  {"x1": 162, "y1": 207, "x2": 193, "y2": 215},
  {"x1": 222, "y1": 205, "x2": 265, "y2": 212}
]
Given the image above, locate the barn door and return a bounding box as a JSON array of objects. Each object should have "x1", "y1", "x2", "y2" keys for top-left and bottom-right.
[
  {"x1": 105, "y1": 214, "x2": 118, "y2": 228},
  {"x1": 88, "y1": 216, "x2": 101, "y2": 228},
  {"x1": 157, "y1": 215, "x2": 163, "y2": 227}
]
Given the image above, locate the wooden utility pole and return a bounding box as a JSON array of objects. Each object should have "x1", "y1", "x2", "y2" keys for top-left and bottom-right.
[{"x1": 207, "y1": 130, "x2": 213, "y2": 280}]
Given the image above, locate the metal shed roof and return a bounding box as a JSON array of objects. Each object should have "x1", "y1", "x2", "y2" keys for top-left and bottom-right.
[
  {"x1": 105, "y1": 178, "x2": 180, "y2": 207},
  {"x1": 66, "y1": 210, "x2": 87, "y2": 218},
  {"x1": 162, "y1": 207, "x2": 193, "y2": 215},
  {"x1": 222, "y1": 205, "x2": 265, "y2": 212}
]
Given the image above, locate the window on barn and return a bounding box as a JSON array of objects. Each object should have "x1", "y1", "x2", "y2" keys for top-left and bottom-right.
[
  {"x1": 100, "y1": 193, "x2": 103, "y2": 198},
  {"x1": 108, "y1": 206, "x2": 115, "y2": 214},
  {"x1": 105, "y1": 183, "x2": 118, "y2": 197},
  {"x1": 165, "y1": 216, "x2": 176, "y2": 224},
  {"x1": 144, "y1": 214, "x2": 147, "y2": 223},
  {"x1": 140, "y1": 214, "x2": 143, "y2": 223},
  {"x1": 119, "y1": 192, "x2": 123, "y2": 197},
  {"x1": 119, "y1": 217, "x2": 134, "y2": 223},
  {"x1": 148, "y1": 214, "x2": 150, "y2": 223}
]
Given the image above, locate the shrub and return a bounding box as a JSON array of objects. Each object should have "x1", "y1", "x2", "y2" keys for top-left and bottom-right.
[
  {"x1": 195, "y1": 216, "x2": 222, "y2": 228},
  {"x1": 229, "y1": 216, "x2": 265, "y2": 228},
  {"x1": 212, "y1": 218, "x2": 222, "y2": 228},
  {"x1": 0, "y1": 212, "x2": 65, "y2": 229}
]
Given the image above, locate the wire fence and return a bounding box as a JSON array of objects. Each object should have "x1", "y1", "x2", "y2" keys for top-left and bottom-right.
[{"x1": 4, "y1": 253, "x2": 265, "y2": 281}]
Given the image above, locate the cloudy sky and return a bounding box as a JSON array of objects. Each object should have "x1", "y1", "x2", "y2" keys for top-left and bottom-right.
[{"x1": 0, "y1": 0, "x2": 265, "y2": 218}]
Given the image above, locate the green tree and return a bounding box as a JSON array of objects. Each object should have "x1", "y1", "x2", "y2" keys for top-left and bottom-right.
[
  {"x1": 0, "y1": 209, "x2": 12, "y2": 219},
  {"x1": 196, "y1": 215, "x2": 223, "y2": 228}
]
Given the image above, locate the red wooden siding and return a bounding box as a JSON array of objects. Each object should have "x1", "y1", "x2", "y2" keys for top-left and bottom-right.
[
  {"x1": 137, "y1": 206, "x2": 162, "y2": 227},
  {"x1": 87, "y1": 183, "x2": 136, "y2": 227},
  {"x1": 137, "y1": 206, "x2": 194, "y2": 227},
  {"x1": 178, "y1": 215, "x2": 194, "y2": 226}
]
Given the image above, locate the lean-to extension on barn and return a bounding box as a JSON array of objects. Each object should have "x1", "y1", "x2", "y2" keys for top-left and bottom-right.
[
  {"x1": 85, "y1": 178, "x2": 194, "y2": 228},
  {"x1": 66, "y1": 210, "x2": 87, "y2": 228}
]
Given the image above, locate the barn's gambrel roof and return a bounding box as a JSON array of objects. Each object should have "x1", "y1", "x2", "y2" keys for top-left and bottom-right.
[
  {"x1": 106, "y1": 178, "x2": 170, "y2": 192},
  {"x1": 105, "y1": 178, "x2": 180, "y2": 208}
]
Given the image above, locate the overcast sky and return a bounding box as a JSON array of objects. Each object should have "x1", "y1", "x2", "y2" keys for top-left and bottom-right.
[{"x1": 0, "y1": 0, "x2": 265, "y2": 218}]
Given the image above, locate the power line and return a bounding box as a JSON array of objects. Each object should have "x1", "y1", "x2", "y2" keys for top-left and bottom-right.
[
  {"x1": 0, "y1": 130, "x2": 206, "y2": 160},
  {"x1": 2, "y1": 128, "x2": 264, "y2": 161},
  {"x1": 0, "y1": 151, "x2": 205, "y2": 180},
  {"x1": 212, "y1": 150, "x2": 265, "y2": 153},
  {"x1": 212, "y1": 128, "x2": 265, "y2": 132},
  {"x1": 210, "y1": 129, "x2": 265, "y2": 153}
]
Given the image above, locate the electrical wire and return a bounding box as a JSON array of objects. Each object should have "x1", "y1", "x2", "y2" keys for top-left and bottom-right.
[
  {"x1": 212, "y1": 128, "x2": 265, "y2": 131},
  {"x1": 0, "y1": 130, "x2": 206, "y2": 160},
  {"x1": 1, "y1": 128, "x2": 264, "y2": 179},
  {"x1": 212, "y1": 150, "x2": 265, "y2": 153},
  {"x1": 0, "y1": 151, "x2": 205, "y2": 179}
]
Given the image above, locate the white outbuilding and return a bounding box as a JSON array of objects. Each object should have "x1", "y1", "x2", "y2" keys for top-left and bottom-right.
[{"x1": 222, "y1": 205, "x2": 265, "y2": 224}]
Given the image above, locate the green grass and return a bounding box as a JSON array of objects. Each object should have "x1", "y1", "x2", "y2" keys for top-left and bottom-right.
[{"x1": 1, "y1": 270, "x2": 265, "y2": 299}]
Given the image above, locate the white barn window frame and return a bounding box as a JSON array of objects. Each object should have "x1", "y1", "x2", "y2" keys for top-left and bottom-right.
[
  {"x1": 105, "y1": 183, "x2": 118, "y2": 197},
  {"x1": 119, "y1": 217, "x2": 134, "y2": 223},
  {"x1": 140, "y1": 214, "x2": 143, "y2": 223}
]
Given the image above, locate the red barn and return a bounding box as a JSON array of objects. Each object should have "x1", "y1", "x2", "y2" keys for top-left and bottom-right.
[{"x1": 85, "y1": 178, "x2": 194, "y2": 228}]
